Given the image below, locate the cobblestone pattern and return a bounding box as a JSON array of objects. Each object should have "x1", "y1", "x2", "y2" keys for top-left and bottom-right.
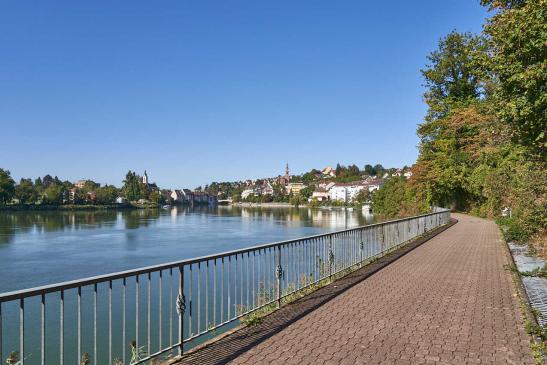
[{"x1": 179, "y1": 214, "x2": 535, "y2": 364}]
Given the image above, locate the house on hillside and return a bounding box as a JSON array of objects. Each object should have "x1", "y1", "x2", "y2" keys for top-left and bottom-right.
[
  {"x1": 328, "y1": 183, "x2": 366, "y2": 203},
  {"x1": 241, "y1": 189, "x2": 255, "y2": 199},
  {"x1": 170, "y1": 189, "x2": 184, "y2": 202},
  {"x1": 311, "y1": 188, "x2": 329, "y2": 202},
  {"x1": 286, "y1": 182, "x2": 306, "y2": 195},
  {"x1": 74, "y1": 180, "x2": 89, "y2": 189},
  {"x1": 321, "y1": 167, "x2": 336, "y2": 177}
]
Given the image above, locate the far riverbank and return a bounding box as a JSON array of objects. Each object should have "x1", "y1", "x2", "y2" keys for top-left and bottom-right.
[
  {"x1": 231, "y1": 202, "x2": 308, "y2": 208},
  {"x1": 0, "y1": 202, "x2": 160, "y2": 212}
]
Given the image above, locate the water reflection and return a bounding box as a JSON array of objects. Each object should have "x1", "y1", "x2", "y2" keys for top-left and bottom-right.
[{"x1": 0, "y1": 206, "x2": 373, "y2": 245}]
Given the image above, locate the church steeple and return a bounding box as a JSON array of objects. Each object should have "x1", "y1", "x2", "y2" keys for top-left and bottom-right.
[
  {"x1": 285, "y1": 163, "x2": 289, "y2": 177},
  {"x1": 142, "y1": 170, "x2": 149, "y2": 185}
]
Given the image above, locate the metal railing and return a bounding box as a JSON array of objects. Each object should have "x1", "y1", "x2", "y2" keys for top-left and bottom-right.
[{"x1": 0, "y1": 209, "x2": 450, "y2": 364}]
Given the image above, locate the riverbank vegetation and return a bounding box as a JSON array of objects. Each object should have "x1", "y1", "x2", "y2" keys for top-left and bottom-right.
[
  {"x1": 373, "y1": 0, "x2": 546, "y2": 245},
  {"x1": 0, "y1": 169, "x2": 164, "y2": 210}
]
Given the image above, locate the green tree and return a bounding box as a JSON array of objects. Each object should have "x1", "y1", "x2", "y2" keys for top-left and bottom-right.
[
  {"x1": 299, "y1": 186, "x2": 314, "y2": 199},
  {"x1": 122, "y1": 171, "x2": 143, "y2": 201},
  {"x1": 42, "y1": 184, "x2": 63, "y2": 204},
  {"x1": 363, "y1": 164, "x2": 375, "y2": 176},
  {"x1": 95, "y1": 185, "x2": 119, "y2": 204},
  {"x1": 421, "y1": 31, "x2": 486, "y2": 127},
  {"x1": 15, "y1": 178, "x2": 37, "y2": 204},
  {"x1": 289, "y1": 194, "x2": 304, "y2": 207},
  {"x1": 373, "y1": 164, "x2": 385, "y2": 177},
  {"x1": 149, "y1": 191, "x2": 163, "y2": 204},
  {"x1": 372, "y1": 178, "x2": 428, "y2": 218},
  {"x1": 481, "y1": 0, "x2": 546, "y2": 153},
  {"x1": 0, "y1": 168, "x2": 16, "y2": 205}
]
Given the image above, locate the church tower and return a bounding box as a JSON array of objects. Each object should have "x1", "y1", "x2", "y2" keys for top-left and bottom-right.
[{"x1": 142, "y1": 170, "x2": 149, "y2": 185}]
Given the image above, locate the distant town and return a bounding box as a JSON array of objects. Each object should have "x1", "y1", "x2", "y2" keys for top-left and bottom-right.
[{"x1": 0, "y1": 163, "x2": 413, "y2": 209}]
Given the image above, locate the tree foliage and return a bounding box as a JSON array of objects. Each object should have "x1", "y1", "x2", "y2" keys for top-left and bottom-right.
[
  {"x1": 15, "y1": 178, "x2": 37, "y2": 204},
  {"x1": 0, "y1": 169, "x2": 15, "y2": 205},
  {"x1": 482, "y1": 0, "x2": 547, "y2": 152},
  {"x1": 123, "y1": 171, "x2": 144, "y2": 202}
]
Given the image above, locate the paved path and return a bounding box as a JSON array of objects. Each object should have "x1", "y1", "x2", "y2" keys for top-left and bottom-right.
[{"x1": 181, "y1": 214, "x2": 535, "y2": 364}]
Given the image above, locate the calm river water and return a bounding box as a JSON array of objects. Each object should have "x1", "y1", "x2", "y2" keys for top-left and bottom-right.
[{"x1": 0, "y1": 206, "x2": 373, "y2": 293}]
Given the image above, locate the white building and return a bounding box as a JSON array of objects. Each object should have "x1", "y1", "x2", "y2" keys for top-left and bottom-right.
[
  {"x1": 328, "y1": 184, "x2": 366, "y2": 203},
  {"x1": 310, "y1": 188, "x2": 329, "y2": 202},
  {"x1": 241, "y1": 189, "x2": 255, "y2": 199}
]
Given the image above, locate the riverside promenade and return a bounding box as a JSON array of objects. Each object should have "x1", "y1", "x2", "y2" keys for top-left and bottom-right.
[{"x1": 178, "y1": 214, "x2": 536, "y2": 364}]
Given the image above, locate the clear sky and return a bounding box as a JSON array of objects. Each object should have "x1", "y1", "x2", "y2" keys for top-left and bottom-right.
[{"x1": 0, "y1": 1, "x2": 489, "y2": 188}]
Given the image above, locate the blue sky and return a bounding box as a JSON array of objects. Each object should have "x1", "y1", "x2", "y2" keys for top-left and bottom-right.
[{"x1": 0, "y1": 1, "x2": 489, "y2": 188}]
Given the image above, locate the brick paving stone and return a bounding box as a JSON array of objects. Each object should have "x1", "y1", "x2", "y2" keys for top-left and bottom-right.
[{"x1": 176, "y1": 214, "x2": 536, "y2": 364}]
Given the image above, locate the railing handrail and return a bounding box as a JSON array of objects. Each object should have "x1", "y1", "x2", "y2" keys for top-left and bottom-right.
[{"x1": 0, "y1": 209, "x2": 449, "y2": 302}]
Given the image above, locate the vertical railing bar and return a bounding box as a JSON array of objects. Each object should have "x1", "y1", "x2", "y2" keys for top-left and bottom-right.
[
  {"x1": 261, "y1": 249, "x2": 267, "y2": 305},
  {"x1": 213, "y1": 259, "x2": 217, "y2": 327},
  {"x1": 221, "y1": 257, "x2": 224, "y2": 323},
  {"x1": 205, "y1": 261, "x2": 209, "y2": 332},
  {"x1": 169, "y1": 268, "x2": 173, "y2": 348},
  {"x1": 109, "y1": 280, "x2": 113, "y2": 365},
  {"x1": 123, "y1": 278, "x2": 126, "y2": 365},
  {"x1": 276, "y1": 245, "x2": 281, "y2": 307},
  {"x1": 78, "y1": 286, "x2": 81, "y2": 365},
  {"x1": 94, "y1": 283, "x2": 97, "y2": 365},
  {"x1": 147, "y1": 273, "x2": 151, "y2": 357},
  {"x1": 240, "y1": 254, "x2": 243, "y2": 312},
  {"x1": 20, "y1": 298, "x2": 24, "y2": 365},
  {"x1": 136, "y1": 275, "x2": 139, "y2": 352},
  {"x1": 268, "y1": 248, "x2": 271, "y2": 301},
  {"x1": 178, "y1": 264, "x2": 184, "y2": 355},
  {"x1": 189, "y1": 264, "x2": 192, "y2": 337},
  {"x1": 227, "y1": 257, "x2": 230, "y2": 321},
  {"x1": 296, "y1": 242, "x2": 302, "y2": 290},
  {"x1": 60, "y1": 290, "x2": 64, "y2": 365},
  {"x1": 234, "y1": 255, "x2": 237, "y2": 318},
  {"x1": 246, "y1": 252, "x2": 250, "y2": 310},
  {"x1": 159, "y1": 270, "x2": 163, "y2": 351},
  {"x1": 252, "y1": 251, "x2": 256, "y2": 310},
  {"x1": 197, "y1": 262, "x2": 201, "y2": 335},
  {"x1": 41, "y1": 293, "x2": 45, "y2": 365}
]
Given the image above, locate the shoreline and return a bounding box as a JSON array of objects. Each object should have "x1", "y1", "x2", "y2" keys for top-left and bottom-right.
[
  {"x1": 231, "y1": 202, "x2": 308, "y2": 208},
  {"x1": 0, "y1": 203, "x2": 160, "y2": 212}
]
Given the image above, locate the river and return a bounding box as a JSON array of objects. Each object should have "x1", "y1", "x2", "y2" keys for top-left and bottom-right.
[{"x1": 0, "y1": 206, "x2": 373, "y2": 293}]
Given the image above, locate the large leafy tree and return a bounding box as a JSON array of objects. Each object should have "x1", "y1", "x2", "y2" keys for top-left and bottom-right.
[
  {"x1": 481, "y1": 0, "x2": 547, "y2": 153},
  {"x1": 42, "y1": 184, "x2": 63, "y2": 204},
  {"x1": 95, "y1": 185, "x2": 119, "y2": 204},
  {"x1": 421, "y1": 31, "x2": 487, "y2": 123},
  {"x1": 415, "y1": 31, "x2": 489, "y2": 209},
  {"x1": 123, "y1": 171, "x2": 144, "y2": 201},
  {"x1": 15, "y1": 178, "x2": 37, "y2": 204},
  {"x1": 0, "y1": 168, "x2": 16, "y2": 205}
]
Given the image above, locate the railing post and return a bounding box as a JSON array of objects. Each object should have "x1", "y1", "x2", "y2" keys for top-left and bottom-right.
[
  {"x1": 177, "y1": 265, "x2": 186, "y2": 355},
  {"x1": 275, "y1": 246, "x2": 282, "y2": 308},
  {"x1": 328, "y1": 235, "x2": 334, "y2": 281},
  {"x1": 359, "y1": 229, "x2": 364, "y2": 267}
]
